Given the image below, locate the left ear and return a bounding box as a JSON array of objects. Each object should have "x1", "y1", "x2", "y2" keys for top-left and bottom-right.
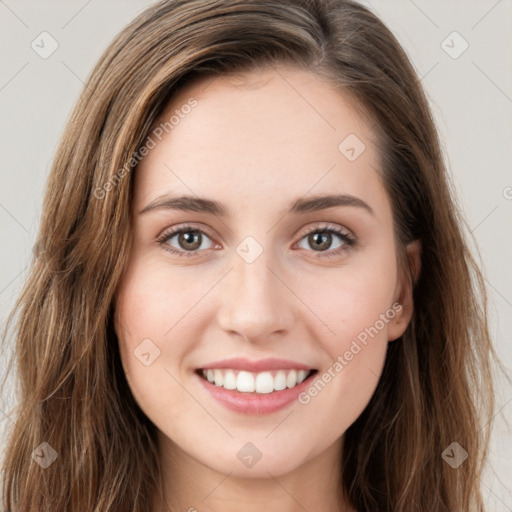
[{"x1": 388, "y1": 240, "x2": 421, "y2": 342}]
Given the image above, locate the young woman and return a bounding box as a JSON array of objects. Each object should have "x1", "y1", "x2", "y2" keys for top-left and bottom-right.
[{"x1": 0, "y1": 0, "x2": 500, "y2": 510}]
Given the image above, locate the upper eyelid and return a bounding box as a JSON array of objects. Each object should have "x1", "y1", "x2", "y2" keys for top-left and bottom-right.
[
  {"x1": 158, "y1": 223, "x2": 216, "y2": 241},
  {"x1": 300, "y1": 223, "x2": 353, "y2": 237}
]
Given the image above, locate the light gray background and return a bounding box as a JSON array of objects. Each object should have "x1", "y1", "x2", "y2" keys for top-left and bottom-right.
[{"x1": 1, "y1": 0, "x2": 511, "y2": 508}]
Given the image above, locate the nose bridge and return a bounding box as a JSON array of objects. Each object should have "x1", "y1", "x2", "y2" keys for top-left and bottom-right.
[
  {"x1": 218, "y1": 238, "x2": 293, "y2": 341},
  {"x1": 235, "y1": 244, "x2": 274, "y2": 299}
]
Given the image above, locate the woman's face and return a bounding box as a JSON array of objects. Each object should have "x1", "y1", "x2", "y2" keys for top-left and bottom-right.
[{"x1": 114, "y1": 65, "x2": 416, "y2": 479}]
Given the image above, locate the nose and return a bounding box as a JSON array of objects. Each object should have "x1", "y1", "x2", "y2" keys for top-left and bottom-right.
[{"x1": 217, "y1": 245, "x2": 295, "y2": 344}]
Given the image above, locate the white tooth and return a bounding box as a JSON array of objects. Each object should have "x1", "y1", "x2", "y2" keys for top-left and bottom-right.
[
  {"x1": 255, "y1": 371, "x2": 274, "y2": 394},
  {"x1": 286, "y1": 369, "x2": 298, "y2": 388},
  {"x1": 214, "y1": 369, "x2": 224, "y2": 386},
  {"x1": 223, "y1": 370, "x2": 237, "y2": 390},
  {"x1": 236, "y1": 371, "x2": 255, "y2": 392},
  {"x1": 297, "y1": 370, "x2": 308, "y2": 384},
  {"x1": 274, "y1": 371, "x2": 287, "y2": 391},
  {"x1": 206, "y1": 368, "x2": 309, "y2": 392}
]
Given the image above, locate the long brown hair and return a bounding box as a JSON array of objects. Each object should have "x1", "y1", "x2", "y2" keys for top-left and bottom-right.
[{"x1": 0, "y1": 0, "x2": 500, "y2": 510}]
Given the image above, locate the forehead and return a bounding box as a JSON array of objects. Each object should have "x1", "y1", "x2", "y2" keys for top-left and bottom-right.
[{"x1": 133, "y1": 65, "x2": 386, "y2": 216}]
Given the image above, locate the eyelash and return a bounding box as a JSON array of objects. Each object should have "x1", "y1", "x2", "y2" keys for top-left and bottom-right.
[{"x1": 156, "y1": 223, "x2": 357, "y2": 259}]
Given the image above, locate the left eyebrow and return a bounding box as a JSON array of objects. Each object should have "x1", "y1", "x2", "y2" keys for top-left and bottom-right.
[
  {"x1": 138, "y1": 193, "x2": 375, "y2": 217},
  {"x1": 288, "y1": 193, "x2": 375, "y2": 216}
]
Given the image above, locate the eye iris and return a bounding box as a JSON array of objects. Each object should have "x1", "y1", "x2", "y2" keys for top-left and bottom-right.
[
  {"x1": 309, "y1": 231, "x2": 331, "y2": 251},
  {"x1": 179, "y1": 231, "x2": 201, "y2": 250}
]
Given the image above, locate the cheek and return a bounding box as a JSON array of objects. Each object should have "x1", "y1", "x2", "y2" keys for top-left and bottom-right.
[
  {"x1": 114, "y1": 254, "x2": 205, "y2": 345},
  {"x1": 113, "y1": 257, "x2": 196, "y2": 411},
  {"x1": 304, "y1": 254, "x2": 398, "y2": 354},
  {"x1": 294, "y1": 250, "x2": 397, "y2": 419}
]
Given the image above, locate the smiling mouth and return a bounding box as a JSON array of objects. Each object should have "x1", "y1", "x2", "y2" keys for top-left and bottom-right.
[{"x1": 196, "y1": 368, "x2": 318, "y2": 394}]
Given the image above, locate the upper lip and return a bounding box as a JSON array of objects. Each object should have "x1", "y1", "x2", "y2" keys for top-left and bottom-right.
[{"x1": 199, "y1": 357, "x2": 315, "y2": 373}]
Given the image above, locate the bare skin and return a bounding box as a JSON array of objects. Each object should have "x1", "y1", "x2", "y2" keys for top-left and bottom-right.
[{"x1": 114, "y1": 64, "x2": 420, "y2": 512}]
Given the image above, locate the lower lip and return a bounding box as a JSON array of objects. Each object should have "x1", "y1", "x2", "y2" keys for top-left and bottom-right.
[{"x1": 196, "y1": 371, "x2": 316, "y2": 415}]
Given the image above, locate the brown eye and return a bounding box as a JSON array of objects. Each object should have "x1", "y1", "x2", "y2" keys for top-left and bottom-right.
[
  {"x1": 307, "y1": 231, "x2": 334, "y2": 251},
  {"x1": 296, "y1": 224, "x2": 356, "y2": 259},
  {"x1": 177, "y1": 230, "x2": 202, "y2": 251},
  {"x1": 157, "y1": 225, "x2": 216, "y2": 257}
]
